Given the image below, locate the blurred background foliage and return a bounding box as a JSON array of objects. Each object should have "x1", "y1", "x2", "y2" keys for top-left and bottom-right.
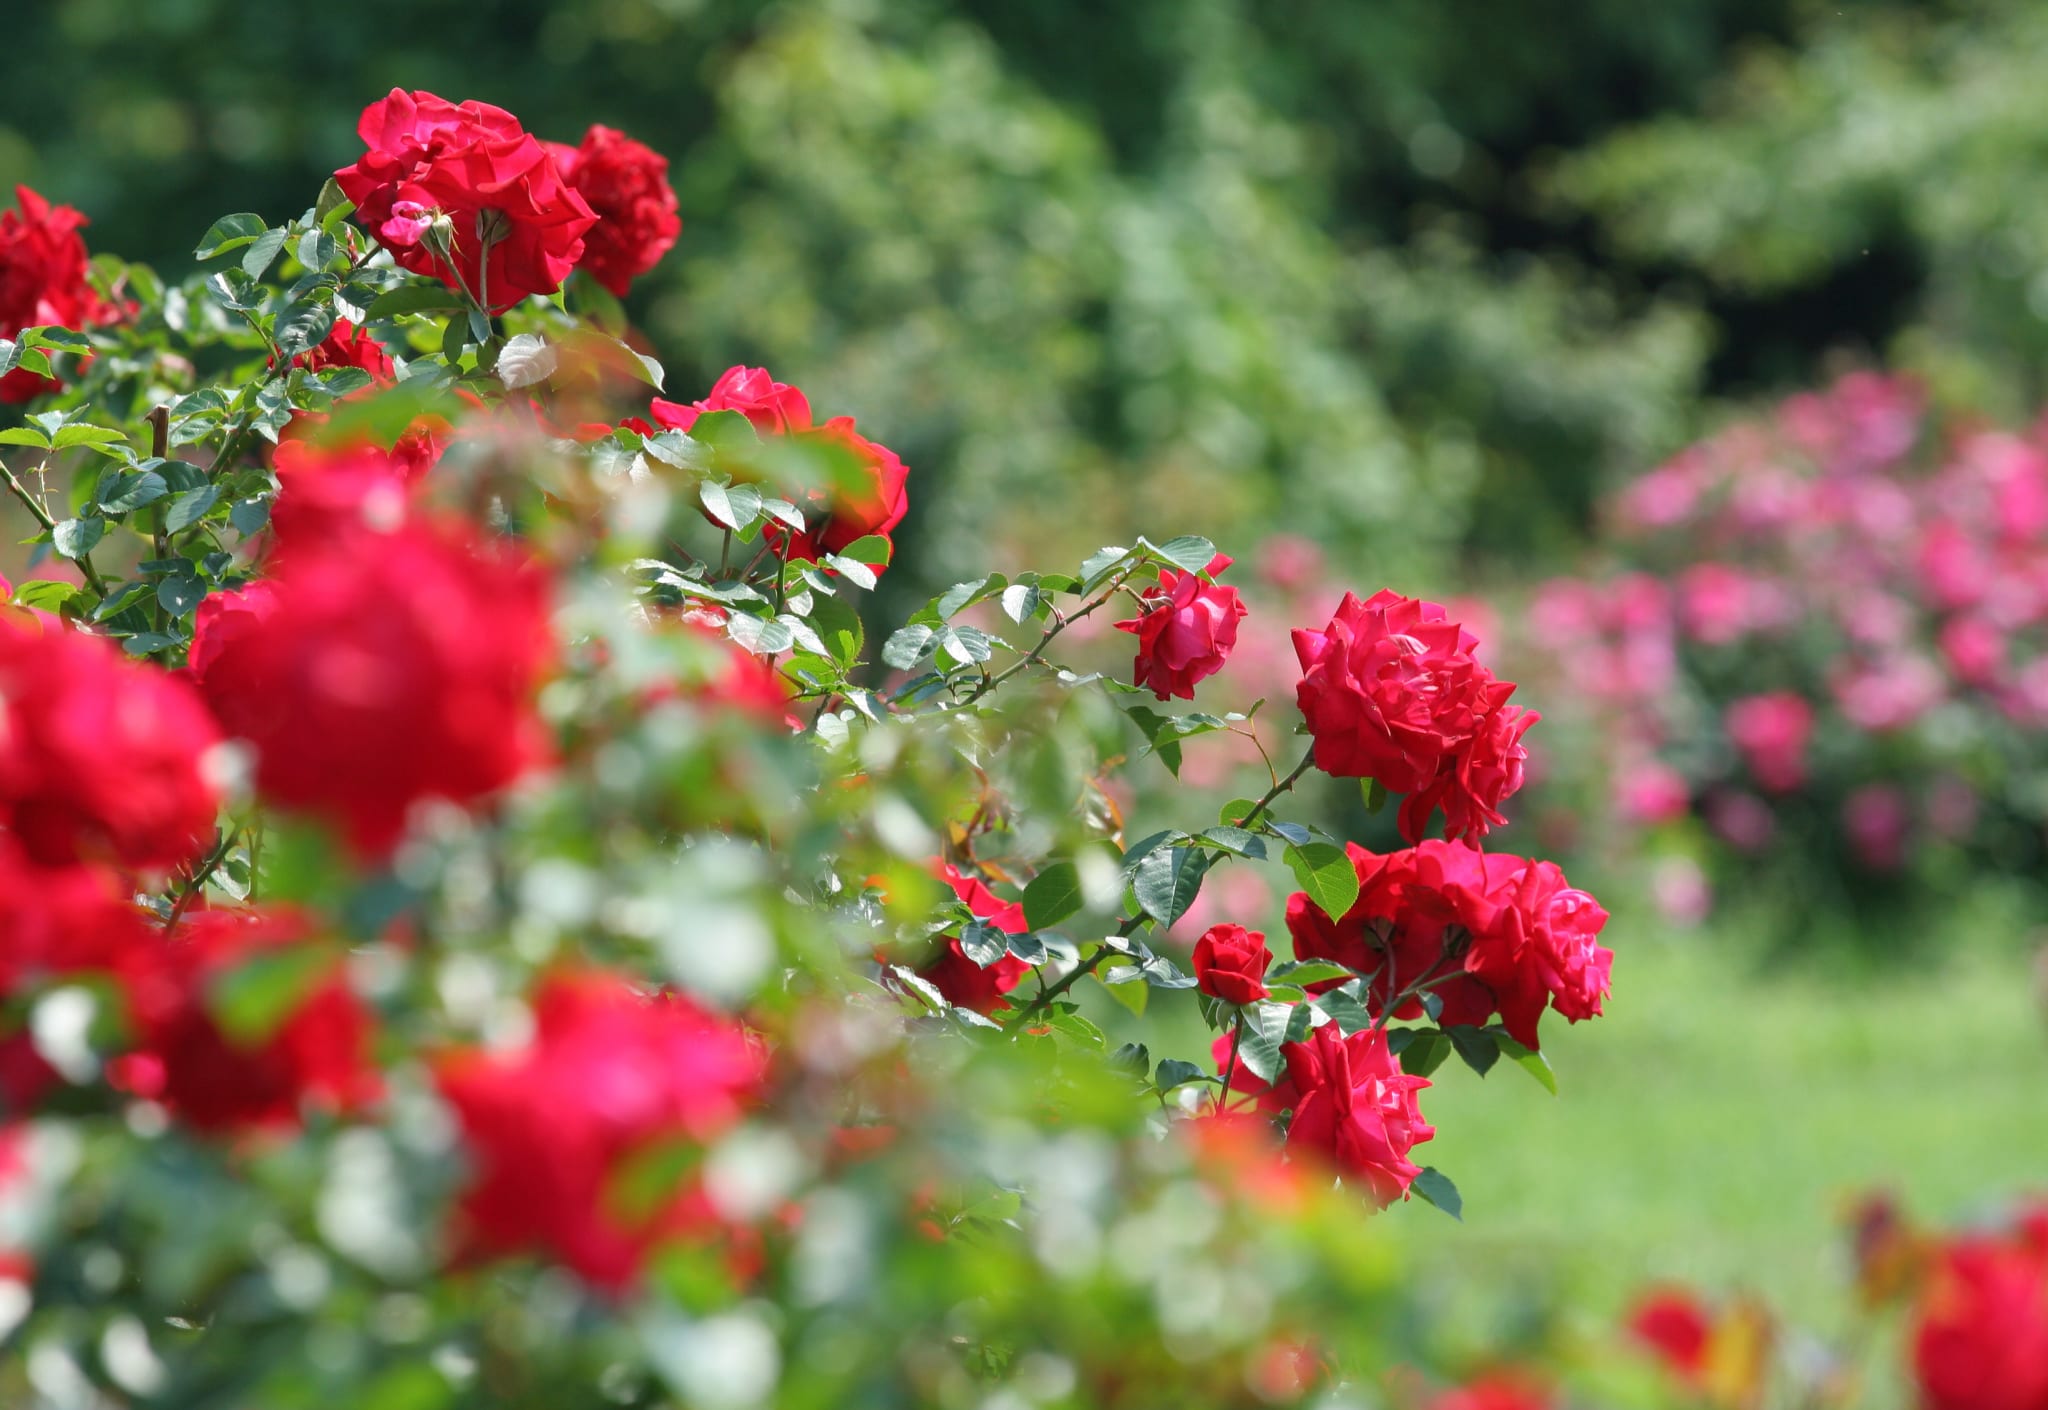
[{"x1": 6, "y1": 0, "x2": 1942, "y2": 596}]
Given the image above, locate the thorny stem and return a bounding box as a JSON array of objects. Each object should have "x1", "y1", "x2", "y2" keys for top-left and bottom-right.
[
  {"x1": 0, "y1": 453, "x2": 108, "y2": 597},
  {"x1": 1237, "y1": 748, "x2": 1317, "y2": 832},
  {"x1": 1372, "y1": 956, "x2": 1462, "y2": 1033},
  {"x1": 165, "y1": 827, "x2": 240, "y2": 935},
  {"x1": 962, "y1": 567, "x2": 1136, "y2": 705},
  {"x1": 1008, "y1": 911, "x2": 1148, "y2": 1029},
  {"x1": 1217, "y1": 1008, "x2": 1247, "y2": 1114}
]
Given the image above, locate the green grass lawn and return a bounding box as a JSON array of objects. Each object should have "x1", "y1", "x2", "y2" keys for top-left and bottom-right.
[{"x1": 1379, "y1": 930, "x2": 2048, "y2": 1338}]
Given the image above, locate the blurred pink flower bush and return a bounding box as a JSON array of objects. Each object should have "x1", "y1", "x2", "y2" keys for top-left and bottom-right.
[{"x1": 1497, "y1": 372, "x2": 2048, "y2": 930}]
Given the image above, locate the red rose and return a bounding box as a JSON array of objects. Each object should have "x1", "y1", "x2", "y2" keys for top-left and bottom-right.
[
  {"x1": 0, "y1": 186, "x2": 123, "y2": 403},
  {"x1": 546, "y1": 125, "x2": 681, "y2": 298},
  {"x1": 334, "y1": 89, "x2": 596, "y2": 311},
  {"x1": 1627, "y1": 1288, "x2": 1713, "y2": 1385},
  {"x1": 1283, "y1": 841, "x2": 1612, "y2": 1051},
  {"x1": 1115, "y1": 558, "x2": 1247, "y2": 701},
  {"x1": 647, "y1": 365, "x2": 814, "y2": 437},
  {"x1": 1398, "y1": 695, "x2": 1536, "y2": 845},
  {"x1": 785, "y1": 415, "x2": 910, "y2": 565},
  {"x1": 436, "y1": 971, "x2": 765, "y2": 1292},
  {"x1": 266, "y1": 440, "x2": 430, "y2": 551},
  {"x1": 1912, "y1": 1218, "x2": 2048, "y2": 1410},
  {"x1": 645, "y1": 370, "x2": 908, "y2": 572},
  {"x1": 919, "y1": 863, "x2": 1031, "y2": 1013},
  {"x1": 0, "y1": 843, "x2": 157, "y2": 1000},
  {"x1": 1725, "y1": 691, "x2": 1814, "y2": 794},
  {"x1": 188, "y1": 521, "x2": 554, "y2": 857},
  {"x1": 109, "y1": 906, "x2": 381, "y2": 1134},
  {"x1": 1454, "y1": 854, "x2": 1613, "y2": 1051},
  {"x1": 1284, "y1": 840, "x2": 1495, "y2": 1024},
  {"x1": 0, "y1": 616, "x2": 221, "y2": 872},
  {"x1": 0, "y1": 844, "x2": 159, "y2": 1109},
  {"x1": 1191, "y1": 923, "x2": 1271, "y2": 1005},
  {"x1": 1280, "y1": 1023, "x2": 1434, "y2": 1205},
  {"x1": 1291, "y1": 591, "x2": 1534, "y2": 844},
  {"x1": 292, "y1": 318, "x2": 396, "y2": 382}
]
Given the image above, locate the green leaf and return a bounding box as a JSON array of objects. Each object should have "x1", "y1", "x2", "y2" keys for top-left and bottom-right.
[
  {"x1": 156, "y1": 575, "x2": 205, "y2": 618},
  {"x1": 1107, "y1": 1042, "x2": 1150, "y2": 1081},
  {"x1": 51, "y1": 517, "x2": 103, "y2": 560},
  {"x1": 1154, "y1": 1058, "x2": 1212, "y2": 1093},
  {"x1": 314, "y1": 177, "x2": 352, "y2": 228},
  {"x1": 726, "y1": 612, "x2": 795, "y2": 656},
  {"x1": 1363, "y1": 777, "x2": 1389, "y2": 813},
  {"x1": 936, "y1": 574, "x2": 1005, "y2": 619},
  {"x1": 1285, "y1": 841, "x2": 1359, "y2": 922},
  {"x1": 837, "y1": 535, "x2": 893, "y2": 568},
  {"x1": 699, "y1": 480, "x2": 762, "y2": 532},
  {"x1": 1268, "y1": 959, "x2": 1358, "y2": 986},
  {"x1": 1311, "y1": 985, "x2": 1377, "y2": 1034},
  {"x1": 91, "y1": 580, "x2": 154, "y2": 621},
  {"x1": 1233, "y1": 1000, "x2": 1297, "y2": 1082},
  {"x1": 1132, "y1": 845, "x2": 1208, "y2": 926},
  {"x1": 12, "y1": 580, "x2": 78, "y2": 613},
  {"x1": 935, "y1": 625, "x2": 997, "y2": 666},
  {"x1": 1000, "y1": 582, "x2": 1044, "y2": 623},
  {"x1": 1397, "y1": 1029, "x2": 1452, "y2": 1077},
  {"x1": 1219, "y1": 797, "x2": 1260, "y2": 827},
  {"x1": 1446, "y1": 1025, "x2": 1500, "y2": 1076},
  {"x1": 1078, "y1": 545, "x2": 1130, "y2": 589},
  {"x1": 98, "y1": 470, "x2": 168, "y2": 513},
  {"x1": 1021, "y1": 862, "x2": 1083, "y2": 931},
  {"x1": 274, "y1": 298, "x2": 336, "y2": 360},
  {"x1": 121, "y1": 632, "x2": 178, "y2": 657},
  {"x1": 0, "y1": 426, "x2": 49, "y2": 447},
  {"x1": 365, "y1": 283, "x2": 469, "y2": 318},
  {"x1": 1199, "y1": 825, "x2": 1267, "y2": 859},
  {"x1": 821, "y1": 553, "x2": 878, "y2": 591},
  {"x1": 1045, "y1": 1008, "x2": 1106, "y2": 1050},
  {"x1": 957, "y1": 919, "x2": 1009, "y2": 967},
  {"x1": 205, "y1": 268, "x2": 262, "y2": 312},
  {"x1": 1152, "y1": 535, "x2": 1218, "y2": 574},
  {"x1": 193, "y1": 213, "x2": 266, "y2": 259},
  {"x1": 1492, "y1": 1030, "x2": 1558, "y2": 1095},
  {"x1": 807, "y1": 591, "x2": 864, "y2": 670},
  {"x1": 881, "y1": 624, "x2": 935, "y2": 671},
  {"x1": 165, "y1": 485, "x2": 221, "y2": 532},
  {"x1": 1411, "y1": 1166, "x2": 1463, "y2": 1220},
  {"x1": 229, "y1": 499, "x2": 270, "y2": 536},
  {"x1": 52, "y1": 424, "x2": 124, "y2": 451},
  {"x1": 240, "y1": 225, "x2": 290, "y2": 280}
]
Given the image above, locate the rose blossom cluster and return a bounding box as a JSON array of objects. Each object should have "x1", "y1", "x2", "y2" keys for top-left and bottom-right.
[
  {"x1": 0, "y1": 612, "x2": 388, "y2": 1130},
  {"x1": 1505, "y1": 371, "x2": 2048, "y2": 912},
  {"x1": 630, "y1": 364, "x2": 911, "y2": 570},
  {"x1": 335, "y1": 89, "x2": 679, "y2": 311},
  {"x1": 0, "y1": 186, "x2": 126, "y2": 402},
  {"x1": 930, "y1": 550, "x2": 1602, "y2": 1209},
  {"x1": 1285, "y1": 841, "x2": 1612, "y2": 1052}
]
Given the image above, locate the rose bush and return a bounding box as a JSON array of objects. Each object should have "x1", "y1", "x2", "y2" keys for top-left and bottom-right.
[{"x1": 0, "y1": 83, "x2": 1993, "y2": 1410}]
